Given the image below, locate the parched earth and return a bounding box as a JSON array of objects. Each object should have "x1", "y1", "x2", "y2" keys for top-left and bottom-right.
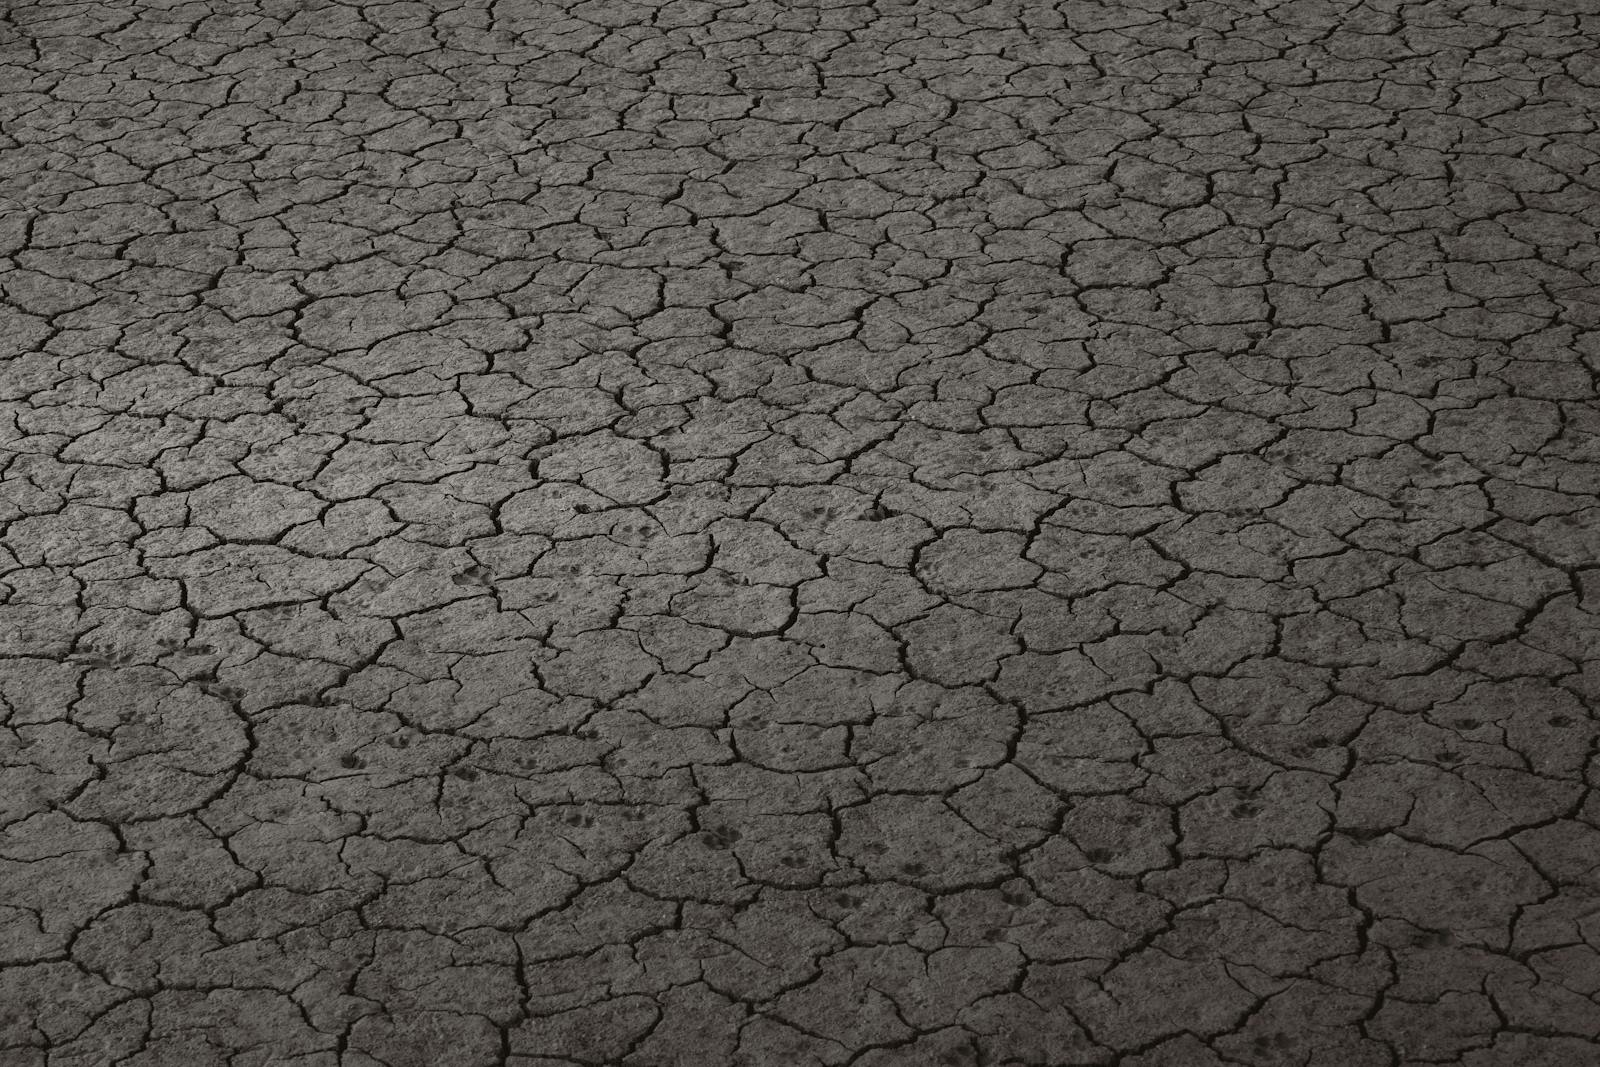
[{"x1": 2, "y1": 0, "x2": 1599, "y2": 1064}]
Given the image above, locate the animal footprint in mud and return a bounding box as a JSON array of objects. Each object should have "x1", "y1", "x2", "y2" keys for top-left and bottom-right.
[
  {"x1": 701, "y1": 825, "x2": 742, "y2": 850},
  {"x1": 451, "y1": 565, "x2": 493, "y2": 588},
  {"x1": 612, "y1": 521, "x2": 658, "y2": 547},
  {"x1": 1410, "y1": 928, "x2": 1452, "y2": 948},
  {"x1": 805, "y1": 504, "x2": 846, "y2": 526},
  {"x1": 940, "y1": 1044, "x2": 981, "y2": 1066},
  {"x1": 71, "y1": 641, "x2": 130, "y2": 667},
  {"x1": 562, "y1": 809, "x2": 596, "y2": 828}
]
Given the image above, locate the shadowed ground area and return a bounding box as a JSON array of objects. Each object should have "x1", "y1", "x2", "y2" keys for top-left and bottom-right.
[{"x1": 2, "y1": 0, "x2": 1600, "y2": 1064}]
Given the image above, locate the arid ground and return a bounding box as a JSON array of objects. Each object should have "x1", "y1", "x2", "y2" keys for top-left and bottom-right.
[{"x1": 3, "y1": 0, "x2": 1600, "y2": 1064}]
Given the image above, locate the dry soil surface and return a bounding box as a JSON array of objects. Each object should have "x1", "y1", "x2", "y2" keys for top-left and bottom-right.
[{"x1": 3, "y1": 1, "x2": 1600, "y2": 1065}]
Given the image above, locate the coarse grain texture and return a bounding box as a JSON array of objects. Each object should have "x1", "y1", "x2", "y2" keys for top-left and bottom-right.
[{"x1": 2, "y1": 0, "x2": 1600, "y2": 1064}]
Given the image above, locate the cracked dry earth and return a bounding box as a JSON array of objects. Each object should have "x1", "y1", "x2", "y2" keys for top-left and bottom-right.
[{"x1": 4, "y1": 0, "x2": 1600, "y2": 1064}]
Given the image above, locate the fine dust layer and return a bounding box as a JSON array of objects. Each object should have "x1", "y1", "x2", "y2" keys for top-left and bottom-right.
[{"x1": 2, "y1": 0, "x2": 1599, "y2": 1064}]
